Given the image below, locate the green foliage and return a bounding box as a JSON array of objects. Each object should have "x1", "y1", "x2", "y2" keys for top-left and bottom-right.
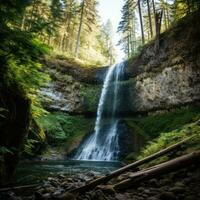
[
  {"x1": 125, "y1": 106, "x2": 200, "y2": 163},
  {"x1": 0, "y1": 147, "x2": 13, "y2": 162},
  {"x1": 0, "y1": 0, "x2": 51, "y2": 158},
  {"x1": 0, "y1": 108, "x2": 8, "y2": 119},
  {"x1": 0, "y1": 146, "x2": 13, "y2": 155},
  {"x1": 174, "y1": 0, "x2": 200, "y2": 19},
  {"x1": 82, "y1": 84, "x2": 101, "y2": 112},
  {"x1": 126, "y1": 106, "x2": 200, "y2": 139},
  {"x1": 38, "y1": 112, "x2": 94, "y2": 146},
  {"x1": 137, "y1": 120, "x2": 200, "y2": 167},
  {"x1": 24, "y1": 139, "x2": 39, "y2": 156}
]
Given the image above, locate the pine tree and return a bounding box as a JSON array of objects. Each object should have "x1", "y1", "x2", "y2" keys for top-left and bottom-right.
[{"x1": 75, "y1": 0, "x2": 98, "y2": 58}]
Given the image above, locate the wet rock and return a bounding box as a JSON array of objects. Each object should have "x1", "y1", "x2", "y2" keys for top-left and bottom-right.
[
  {"x1": 149, "y1": 179, "x2": 159, "y2": 187},
  {"x1": 159, "y1": 179, "x2": 171, "y2": 186},
  {"x1": 148, "y1": 197, "x2": 159, "y2": 200},
  {"x1": 35, "y1": 191, "x2": 44, "y2": 199},
  {"x1": 174, "y1": 181, "x2": 185, "y2": 187},
  {"x1": 170, "y1": 186, "x2": 185, "y2": 194},
  {"x1": 44, "y1": 187, "x2": 56, "y2": 194},
  {"x1": 0, "y1": 192, "x2": 22, "y2": 200},
  {"x1": 137, "y1": 187, "x2": 145, "y2": 192},
  {"x1": 159, "y1": 192, "x2": 176, "y2": 200},
  {"x1": 66, "y1": 178, "x2": 74, "y2": 182},
  {"x1": 41, "y1": 193, "x2": 52, "y2": 199},
  {"x1": 86, "y1": 171, "x2": 96, "y2": 177},
  {"x1": 56, "y1": 192, "x2": 76, "y2": 200},
  {"x1": 61, "y1": 181, "x2": 72, "y2": 187},
  {"x1": 185, "y1": 195, "x2": 199, "y2": 200},
  {"x1": 144, "y1": 189, "x2": 150, "y2": 194},
  {"x1": 93, "y1": 190, "x2": 108, "y2": 200},
  {"x1": 115, "y1": 193, "x2": 127, "y2": 200},
  {"x1": 177, "y1": 194, "x2": 186, "y2": 200},
  {"x1": 142, "y1": 193, "x2": 148, "y2": 198}
]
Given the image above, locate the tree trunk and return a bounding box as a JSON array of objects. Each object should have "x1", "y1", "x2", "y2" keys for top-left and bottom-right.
[
  {"x1": 152, "y1": 0, "x2": 156, "y2": 35},
  {"x1": 154, "y1": 10, "x2": 163, "y2": 51},
  {"x1": 166, "y1": 7, "x2": 170, "y2": 27},
  {"x1": 28, "y1": 0, "x2": 38, "y2": 31},
  {"x1": 163, "y1": 9, "x2": 168, "y2": 30},
  {"x1": 127, "y1": 35, "x2": 130, "y2": 58},
  {"x1": 68, "y1": 136, "x2": 194, "y2": 194},
  {"x1": 75, "y1": 0, "x2": 85, "y2": 57},
  {"x1": 138, "y1": 0, "x2": 145, "y2": 44},
  {"x1": 0, "y1": 89, "x2": 31, "y2": 186},
  {"x1": 147, "y1": 0, "x2": 153, "y2": 38},
  {"x1": 21, "y1": 13, "x2": 26, "y2": 31},
  {"x1": 114, "y1": 151, "x2": 200, "y2": 191}
]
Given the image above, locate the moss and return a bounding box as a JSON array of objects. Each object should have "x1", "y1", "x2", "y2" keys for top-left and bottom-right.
[
  {"x1": 82, "y1": 84, "x2": 101, "y2": 113},
  {"x1": 136, "y1": 120, "x2": 200, "y2": 167},
  {"x1": 125, "y1": 105, "x2": 200, "y2": 139},
  {"x1": 124, "y1": 105, "x2": 200, "y2": 163},
  {"x1": 38, "y1": 112, "x2": 95, "y2": 153}
]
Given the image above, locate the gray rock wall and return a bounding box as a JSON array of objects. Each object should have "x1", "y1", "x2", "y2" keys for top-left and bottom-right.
[
  {"x1": 131, "y1": 62, "x2": 200, "y2": 112},
  {"x1": 42, "y1": 12, "x2": 200, "y2": 114}
]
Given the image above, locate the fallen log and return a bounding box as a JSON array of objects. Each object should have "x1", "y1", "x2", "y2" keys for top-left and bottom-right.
[
  {"x1": 114, "y1": 150, "x2": 200, "y2": 191},
  {"x1": 69, "y1": 136, "x2": 194, "y2": 194}
]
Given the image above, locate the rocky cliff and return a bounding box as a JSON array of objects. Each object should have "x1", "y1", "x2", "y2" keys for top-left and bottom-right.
[
  {"x1": 40, "y1": 12, "x2": 200, "y2": 159},
  {"x1": 41, "y1": 59, "x2": 104, "y2": 115},
  {"x1": 42, "y1": 12, "x2": 200, "y2": 115},
  {"x1": 127, "y1": 12, "x2": 200, "y2": 113}
]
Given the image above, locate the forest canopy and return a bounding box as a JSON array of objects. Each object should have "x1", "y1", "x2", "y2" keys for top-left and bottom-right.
[{"x1": 118, "y1": 0, "x2": 200, "y2": 58}]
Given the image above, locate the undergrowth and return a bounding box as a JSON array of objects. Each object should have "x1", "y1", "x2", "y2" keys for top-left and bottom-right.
[{"x1": 125, "y1": 105, "x2": 200, "y2": 163}]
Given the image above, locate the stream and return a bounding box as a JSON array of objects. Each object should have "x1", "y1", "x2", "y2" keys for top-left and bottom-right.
[{"x1": 15, "y1": 160, "x2": 122, "y2": 186}]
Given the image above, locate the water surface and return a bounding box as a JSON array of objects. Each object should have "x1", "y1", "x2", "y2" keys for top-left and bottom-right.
[{"x1": 15, "y1": 160, "x2": 121, "y2": 186}]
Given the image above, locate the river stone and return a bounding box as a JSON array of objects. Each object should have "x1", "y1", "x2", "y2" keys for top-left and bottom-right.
[
  {"x1": 56, "y1": 192, "x2": 76, "y2": 200},
  {"x1": 115, "y1": 193, "x2": 127, "y2": 200},
  {"x1": 174, "y1": 181, "x2": 185, "y2": 187},
  {"x1": 159, "y1": 192, "x2": 176, "y2": 200},
  {"x1": 159, "y1": 178, "x2": 171, "y2": 186},
  {"x1": 170, "y1": 186, "x2": 185, "y2": 194},
  {"x1": 185, "y1": 195, "x2": 199, "y2": 200},
  {"x1": 44, "y1": 187, "x2": 56, "y2": 194},
  {"x1": 137, "y1": 187, "x2": 145, "y2": 192},
  {"x1": 149, "y1": 178, "x2": 159, "y2": 187},
  {"x1": 93, "y1": 190, "x2": 108, "y2": 200},
  {"x1": 148, "y1": 197, "x2": 159, "y2": 200}
]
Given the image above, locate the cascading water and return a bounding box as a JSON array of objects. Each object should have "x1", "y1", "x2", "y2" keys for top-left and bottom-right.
[{"x1": 73, "y1": 63, "x2": 124, "y2": 161}]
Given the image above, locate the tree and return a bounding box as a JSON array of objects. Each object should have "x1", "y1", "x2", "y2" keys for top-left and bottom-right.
[
  {"x1": 146, "y1": 0, "x2": 153, "y2": 37},
  {"x1": 138, "y1": 0, "x2": 145, "y2": 44},
  {"x1": 102, "y1": 20, "x2": 115, "y2": 65},
  {"x1": 75, "y1": 0, "x2": 98, "y2": 58},
  {"x1": 118, "y1": 0, "x2": 138, "y2": 58}
]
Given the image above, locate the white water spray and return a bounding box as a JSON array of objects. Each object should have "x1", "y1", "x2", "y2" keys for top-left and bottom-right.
[{"x1": 73, "y1": 63, "x2": 124, "y2": 161}]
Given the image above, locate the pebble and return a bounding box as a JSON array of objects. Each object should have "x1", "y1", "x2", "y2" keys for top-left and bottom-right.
[
  {"x1": 159, "y1": 192, "x2": 176, "y2": 200},
  {"x1": 1, "y1": 165, "x2": 200, "y2": 200},
  {"x1": 96, "y1": 185, "x2": 116, "y2": 195}
]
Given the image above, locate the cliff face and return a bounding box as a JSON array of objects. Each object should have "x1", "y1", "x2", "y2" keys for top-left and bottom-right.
[
  {"x1": 131, "y1": 61, "x2": 200, "y2": 112},
  {"x1": 41, "y1": 59, "x2": 103, "y2": 114},
  {"x1": 127, "y1": 12, "x2": 200, "y2": 113},
  {"x1": 43, "y1": 12, "x2": 200, "y2": 115},
  {"x1": 40, "y1": 12, "x2": 200, "y2": 159}
]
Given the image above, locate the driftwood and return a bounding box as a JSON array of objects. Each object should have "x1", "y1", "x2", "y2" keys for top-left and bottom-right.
[
  {"x1": 69, "y1": 136, "x2": 194, "y2": 194},
  {"x1": 114, "y1": 150, "x2": 200, "y2": 191},
  {"x1": 0, "y1": 184, "x2": 39, "y2": 192}
]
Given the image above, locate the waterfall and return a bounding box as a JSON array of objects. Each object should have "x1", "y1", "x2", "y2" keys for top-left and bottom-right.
[{"x1": 73, "y1": 63, "x2": 124, "y2": 161}]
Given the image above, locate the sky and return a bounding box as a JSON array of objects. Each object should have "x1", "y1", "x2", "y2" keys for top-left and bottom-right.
[{"x1": 97, "y1": 0, "x2": 125, "y2": 62}]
